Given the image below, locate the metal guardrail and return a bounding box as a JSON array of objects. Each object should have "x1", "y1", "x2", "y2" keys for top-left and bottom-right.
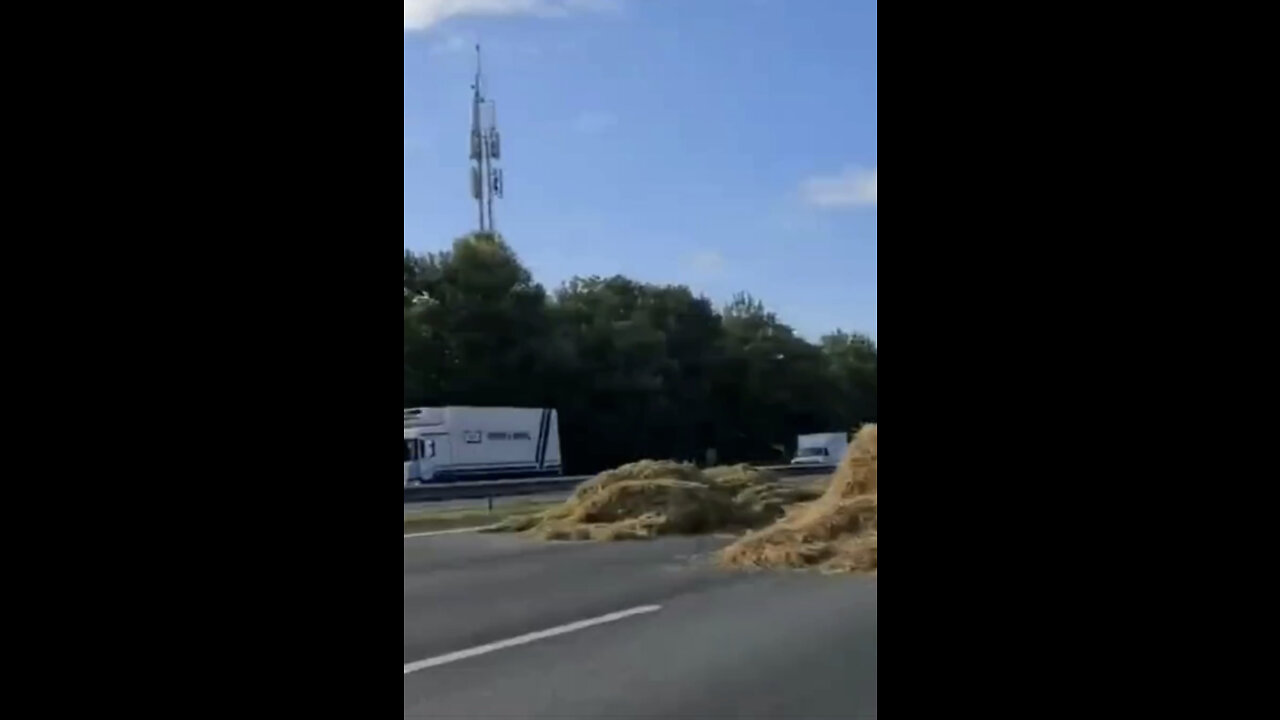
[
  {"x1": 403, "y1": 464, "x2": 833, "y2": 504},
  {"x1": 403, "y1": 476, "x2": 591, "y2": 503}
]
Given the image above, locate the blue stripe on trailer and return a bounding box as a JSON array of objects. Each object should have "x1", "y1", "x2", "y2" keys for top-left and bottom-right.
[
  {"x1": 429, "y1": 465, "x2": 563, "y2": 483},
  {"x1": 535, "y1": 409, "x2": 551, "y2": 469}
]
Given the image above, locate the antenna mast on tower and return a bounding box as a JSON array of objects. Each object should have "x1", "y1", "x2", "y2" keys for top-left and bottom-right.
[{"x1": 469, "y1": 45, "x2": 504, "y2": 234}]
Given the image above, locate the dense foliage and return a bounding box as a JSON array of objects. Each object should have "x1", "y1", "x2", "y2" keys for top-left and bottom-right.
[{"x1": 405, "y1": 233, "x2": 877, "y2": 474}]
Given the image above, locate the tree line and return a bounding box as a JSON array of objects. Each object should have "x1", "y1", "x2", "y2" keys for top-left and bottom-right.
[{"x1": 404, "y1": 233, "x2": 877, "y2": 474}]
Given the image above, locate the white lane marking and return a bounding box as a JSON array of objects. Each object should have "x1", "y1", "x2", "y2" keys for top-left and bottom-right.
[
  {"x1": 403, "y1": 525, "x2": 498, "y2": 539},
  {"x1": 403, "y1": 605, "x2": 662, "y2": 676}
]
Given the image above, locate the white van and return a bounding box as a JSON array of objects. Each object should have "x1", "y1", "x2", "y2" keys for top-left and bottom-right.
[
  {"x1": 790, "y1": 432, "x2": 850, "y2": 467},
  {"x1": 403, "y1": 406, "x2": 562, "y2": 484}
]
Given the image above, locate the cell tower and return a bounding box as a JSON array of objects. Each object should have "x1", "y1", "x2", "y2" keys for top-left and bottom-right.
[{"x1": 469, "y1": 45, "x2": 504, "y2": 234}]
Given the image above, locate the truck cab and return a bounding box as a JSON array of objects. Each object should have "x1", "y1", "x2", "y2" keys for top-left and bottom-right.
[{"x1": 403, "y1": 430, "x2": 437, "y2": 486}]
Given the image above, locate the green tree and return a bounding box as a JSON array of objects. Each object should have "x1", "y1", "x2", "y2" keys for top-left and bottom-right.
[
  {"x1": 820, "y1": 330, "x2": 878, "y2": 427},
  {"x1": 402, "y1": 234, "x2": 877, "y2": 473},
  {"x1": 546, "y1": 276, "x2": 722, "y2": 470},
  {"x1": 403, "y1": 233, "x2": 551, "y2": 407}
]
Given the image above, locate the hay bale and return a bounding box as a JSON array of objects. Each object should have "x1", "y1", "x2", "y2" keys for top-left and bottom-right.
[
  {"x1": 570, "y1": 460, "x2": 703, "y2": 502},
  {"x1": 733, "y1": 483, "x2": 824, "y2": 523},
  {"x1": 703, "y1": 464, "x2": 780, "y2": 492},
  {"x1": 488, "y1": 459, "x2": 815, "y2": 541},
  {"x1": 720, "y1": 424, "x2": 878, "y2": 574},
  {"x1": 524, "y1": 479, "x2": 738, "y2": 540},
  {"x1": 571, "y1": 480, "x2": 732, "y2": 527}
]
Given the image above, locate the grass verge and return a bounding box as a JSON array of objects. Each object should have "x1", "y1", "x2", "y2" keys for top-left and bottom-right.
[{"x1": 403, "y1": 500, "x2": 562, "y2": 535}]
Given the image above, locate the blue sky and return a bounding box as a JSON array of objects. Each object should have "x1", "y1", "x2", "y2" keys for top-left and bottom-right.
[{"x1": 404, "y1": 0, "x2": 877, "y2": 341}]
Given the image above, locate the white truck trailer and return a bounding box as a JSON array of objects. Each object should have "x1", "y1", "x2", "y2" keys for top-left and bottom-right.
[
  {"x1": 403, "y1": 406, "x2": 562, "y2": 485},
  {"x1": 790, "y1": 432, "x2": 850, "y2": 467}
]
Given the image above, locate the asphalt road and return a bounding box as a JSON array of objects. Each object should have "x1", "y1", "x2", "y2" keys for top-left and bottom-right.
[{"x1": 403, "y1": 531, "x2": 878, "y2": 719}]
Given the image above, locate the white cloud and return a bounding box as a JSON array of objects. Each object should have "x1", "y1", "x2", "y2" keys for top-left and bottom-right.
[
  {"x1": 800, "y1": 167, "x2": 878, "y2": 209},
  {"x1": 405, "y1": 0, "x2": 619, "y2": 31},
  {"x1": 428, "y1": 34, "x2": 471, "y2": 55},
  {"x1": 572, "y1": 111, "x2": 617, "y2": 134},
  {"x1": 687, "y1": 250, "x2": 725, "y2": 276}
]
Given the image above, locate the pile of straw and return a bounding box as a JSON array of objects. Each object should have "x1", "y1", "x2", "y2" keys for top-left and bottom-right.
[
  {"x1": 488, "y1": 460, "x2": 821, "y2": 541},
  {"x1": 719, "y1": 425, "x2": 878, "y2": 574}
]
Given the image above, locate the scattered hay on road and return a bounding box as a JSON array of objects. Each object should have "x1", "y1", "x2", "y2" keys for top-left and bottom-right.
[
  {"x1": 719, "y1": 424, "x2": 878, "y2": 574},
  {"x1": 486, "y1": 460, "x2": 822, "y2": 542}
]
